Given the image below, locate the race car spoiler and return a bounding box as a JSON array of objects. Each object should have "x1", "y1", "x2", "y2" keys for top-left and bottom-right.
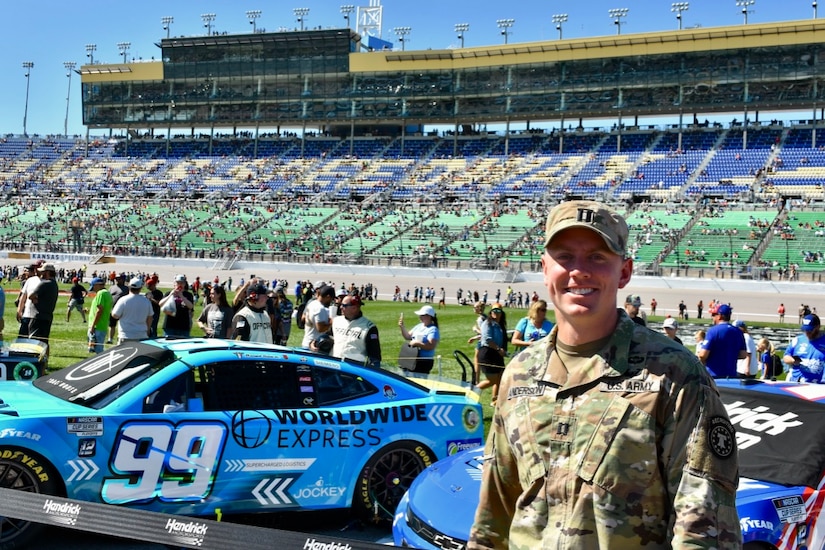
[{"x1": 0, "y1": 487, "x2": 388, "y2": 550}]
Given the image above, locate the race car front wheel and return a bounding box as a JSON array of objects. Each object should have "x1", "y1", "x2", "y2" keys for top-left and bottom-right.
[
  {"x1": 0, "y1": 447, "x2": 61, "y2": 550},
  {"x1": 355, "y1": 440, "x2": 435, "y2": 522}
]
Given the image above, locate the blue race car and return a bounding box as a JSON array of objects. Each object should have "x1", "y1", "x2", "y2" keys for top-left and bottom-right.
[
  {"x1": 394, "y1": 379, "x2": 825, "y2": 550},
  {"x1": 0, "y1": 339, "x2": 483, "y2": 549}
]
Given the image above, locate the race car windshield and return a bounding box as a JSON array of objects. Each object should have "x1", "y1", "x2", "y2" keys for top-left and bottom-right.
[{"x1": 34, "y1": 342, "x2": 175, "y2": 407}]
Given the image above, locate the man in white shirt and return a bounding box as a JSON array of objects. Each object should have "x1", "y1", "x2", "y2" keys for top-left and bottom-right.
[
  {"x1": 15, "y1": 264, "x2": 41, "y2": 337},
  {"x1": 111, "y1": 277, "x2": 154, "y2": 344},
  {"x1": 734, "y1": 320, "x2": 759, "y2": 378},
  {"x1": 301, "y1": 285, "x2": 335, "y2": 349}
]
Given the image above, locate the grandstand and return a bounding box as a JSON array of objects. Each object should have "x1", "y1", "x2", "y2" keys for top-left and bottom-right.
[{"x1": 6, "y1": 17, "x2": 825, "y2": 281}]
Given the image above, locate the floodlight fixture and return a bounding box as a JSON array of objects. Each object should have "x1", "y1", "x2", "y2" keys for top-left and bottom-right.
[
  {"x1": 671, "y1": 3, "x2": 689, "y2": 29},
  {"x1": 736, "y1": 0, "x2": 755, "y2": 24},
  {"x1": 117, "y1": 42, "x2": 131, "y2": 63},
  {"x1": 608, "y1": 8, "x2": 629, "y2": 35},
  {"x1": 497, "y1": 18, "x2": 514, "y2": 44},
  {"x1": 63, "y1": 61, "x2": 76, "y2": 137},
  {"x1": 294, "y1": 7, "x2": 310, "y2": 30},
  {"x1": 85, "y1": 44, "x2": 97, "y2": 64},
  {"x1": 552, "y1": 14, "x2": 568, "y2": 39},
  {"x1": 161, "y1": 16, "x2": 174, "y2": 39},
  {"x1": 247, "y1": 10, "x2": 262, "y2": 33},
  {"x1": 341, "y1": 5, "x2": 355, "y2": 29},
  {"x1": 202, "y1": 13, "x2": 217, "y2": 35},
  {"x1": 455, "y1": 23, "x2": 469, "y2": 47},
  {"x1": 393, "y1": 26, "x2": 411, "y2": 50},
  {"x1": 22, "y1": 62, "x2": 34, "y2": 137}
]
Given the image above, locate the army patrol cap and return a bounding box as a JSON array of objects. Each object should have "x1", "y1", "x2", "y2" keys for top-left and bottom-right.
[{"x1": 544, "y1": 200, "x2": 628, "y2": 257}]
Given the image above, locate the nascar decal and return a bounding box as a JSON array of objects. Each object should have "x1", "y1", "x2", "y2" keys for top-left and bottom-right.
[
  {"x1": 0, "y1": 428, "x2": 42, "y2": 441},
  {"x1": 252, "y1": 476, "x2": 297, "y2": 506},
  {"x1": 294, "y1": 476, "x2": 346, "y2": 501},
  {"x1": 102, "y1": 421, "x2": 227, "y2": 504},
  {"x1": 447, "y1": 439, "x2": 482, "y2": 455},
  {"x1": 226, "y1": 404, "x2": 448, "y2": 450},
  {"x1": 67, "y1": 459, "x2": 99, "y2": 482},
  {"x1": 225, "y1": 457, "x2": 316, "y2": 473},
  {"x1": 68, "y1": 416, "x2": 103, "y2": 437}
]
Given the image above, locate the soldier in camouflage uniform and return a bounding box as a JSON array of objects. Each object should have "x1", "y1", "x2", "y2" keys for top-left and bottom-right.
[{"x1": 469, "y1": 200, "x2": 741, "y2": 549}]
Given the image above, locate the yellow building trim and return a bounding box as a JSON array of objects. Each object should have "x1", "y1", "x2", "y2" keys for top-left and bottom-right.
[
  {"x1": 80, "y1": 61, "x2": 164, "y2": 84},
  {"x1": 350, "y1": 19, "x2": 825, "y2": 72}
]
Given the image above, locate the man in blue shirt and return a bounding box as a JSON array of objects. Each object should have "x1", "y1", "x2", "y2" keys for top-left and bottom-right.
[
  {"x1": 697, "y1": 303, "x2": 747, "y2": 378},
  {"x1": 783, "y1": 314, "x2": 825, "y2": 383}
]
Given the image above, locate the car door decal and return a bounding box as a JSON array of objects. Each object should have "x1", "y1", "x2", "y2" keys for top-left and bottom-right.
[{"x1": 102, "y1": 421, "x2": 227, "y2": 504}]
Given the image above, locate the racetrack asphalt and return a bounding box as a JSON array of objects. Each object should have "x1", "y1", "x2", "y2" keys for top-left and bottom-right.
[{"x1": 64, "y1": 259, "x2": 816, "y2": 327}]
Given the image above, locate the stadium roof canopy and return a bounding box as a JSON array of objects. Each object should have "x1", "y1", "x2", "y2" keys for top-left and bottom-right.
[{"x1": 79, "y1": 19, "x2": 825, "y2": 134}]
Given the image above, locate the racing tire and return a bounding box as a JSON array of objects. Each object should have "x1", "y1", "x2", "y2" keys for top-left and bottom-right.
[
  {"x1": 0, "y1": 447, "x2": 61, "y2": 550},
  {"x1": 354, "y1": 440, "x2": 435, "y2": 521}
]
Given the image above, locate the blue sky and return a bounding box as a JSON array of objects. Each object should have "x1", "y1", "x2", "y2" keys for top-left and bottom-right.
[{"x1": 1, "y1": 0, "x2": 818, "y2": 137}]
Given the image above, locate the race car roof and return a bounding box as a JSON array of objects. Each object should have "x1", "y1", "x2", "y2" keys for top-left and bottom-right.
[
  {"x1": 718, "y1": 382, "x2": 825, "y2": 489},
  {"x1": 34, "y1": 342, "x2": 174, "y2": 403}
]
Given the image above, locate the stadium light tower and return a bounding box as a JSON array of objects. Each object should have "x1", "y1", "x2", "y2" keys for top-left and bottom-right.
[
  {"x1": 294, "y1": 7, "x2": 310, "y2": 30},
  {"x1": 63, "y1": 61, "x2": 76, "y2": 138},
  {"x1": 117, "y1": 42, "x2": 131, "y2": 63},
  {"x1": 497, "y1": 18, "x2": 515, "y2": 44},
  {"x1": 22, "y1": 61, "x2": 33, "y2": 137},
  {"x1": 736, "y1": 0, "x2": 755, "y2": 24},
  {"x1": 161, "y1": 16, "x2": 174, "y2": 39},
  {"x1": 814, "y1": 1, "x2": 819, "y2": 18},
  {"x1": 552, "y1": 14, "x2": 568, "y2": 39},
  {"x1": 341, "y1": 5, "x2": 355, "y2": 29},
  {"x1": 608, "y1": 8, "x2": 629, "y2": 35},
  {"x1": 671, "y1": 2, "x2": 689, "y2": 29},
  {"x1": 201, "y1": 13, "x2": 216, "y2": 35},
  {"x1": 246, "y1": 10, "x2": 262, "y2": 33},
  {"x1": 393, "y1": 26, "x2": 411, "y2": 50},
  {"x1": 85, "y1": 44, "x2": 96, "y2": 65},
  {"x1": 455, "y1": 23, "x2": 469, "y2": 47}
]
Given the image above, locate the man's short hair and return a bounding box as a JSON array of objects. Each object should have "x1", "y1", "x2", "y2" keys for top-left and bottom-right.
[{"x1": 319, "y1": 285, "x2": 336, "y2": 299}]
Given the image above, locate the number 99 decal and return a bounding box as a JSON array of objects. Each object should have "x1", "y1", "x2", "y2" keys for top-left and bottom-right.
[{"x1": 102, "y1": 421, "x2": 227, "y2": 504}]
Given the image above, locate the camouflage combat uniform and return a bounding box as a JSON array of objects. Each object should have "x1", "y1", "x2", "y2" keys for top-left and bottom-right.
[{"x1": 469, "y1": 311, "x2": 741, "y2": 549}]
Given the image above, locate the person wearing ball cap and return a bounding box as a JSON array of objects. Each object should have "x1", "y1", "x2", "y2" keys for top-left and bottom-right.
[
  {"x1": 230, "y1": 283, "x2": 273, "y2": 344},
  {"x1": 783, "y1": 314, "x2": 825, "y2": 383},
  {"x1": 470, "y1": 200, "x2": 740, "y2": 549},
  {"x1": 697, "y1": 302, "x2": 747, "y2": 378},
  {"x1": 331, "y1": 294, "x2": 382, "y2": 368},
  {"x1": 398, "y1": 304, "x2": 439, "y2": 374},
  {"x1": 111, "y1": 277, "x2": 153, "y2": 344}
]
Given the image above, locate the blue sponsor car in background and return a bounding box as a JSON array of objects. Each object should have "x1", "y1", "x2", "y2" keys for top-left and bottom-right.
[
  {"x1": 0, "y1": 339, "x2": 483, "y2": 549},
  {"x1": 393, "y1": 379, "x2": 825, "y2": 550}
]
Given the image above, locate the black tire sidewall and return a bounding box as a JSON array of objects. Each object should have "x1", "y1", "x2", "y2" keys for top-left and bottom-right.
[
  {"x1": 354, "y1": 440, "x2": 434, "y2": 519},
  {"x1": 0, "y1": 447, "x2": 61, "y2": 550}
]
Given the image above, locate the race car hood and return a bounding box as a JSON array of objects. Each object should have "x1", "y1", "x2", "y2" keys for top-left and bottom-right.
[
  {"x1": 405, "y1": 374, "x2": 481, "y2": 403},
  {"x1": 405, "y1": 446, "x2": 483, "y2": 539},
  {"x1": 0, "y1": 382, "x2": 82, "y2": 418}
]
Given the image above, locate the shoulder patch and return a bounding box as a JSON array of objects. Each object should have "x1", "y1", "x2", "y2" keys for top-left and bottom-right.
[{"x1": 708, "y1": 416, "x2": 736, "y2": 459}]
